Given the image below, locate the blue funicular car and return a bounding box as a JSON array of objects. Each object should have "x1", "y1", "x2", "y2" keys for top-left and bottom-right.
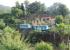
[
  {"x1": 19, "y1": 24, "x2": 32, "y2": 29},
  {"x1": 32, "y1": 25, "x2": 49, "y2": 31}
]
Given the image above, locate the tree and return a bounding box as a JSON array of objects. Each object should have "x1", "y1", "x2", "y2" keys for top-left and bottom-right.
[
  {"x1": 20, "y1": 3, "x2": 25, "y2": 11},
  {"x1": 27, "y1": 1, "x2": 47, "y2": 15},
  {"x1": 11, "y1": 7, "x2": 23, "y2": 18},
  {"x1": 20, "y1": 3, "x2": 26, "y2": 17},
  {"x1": 47, "y1": 3, "x2": 69, "y2": 17},
  {"x1": 15, "y1": 1, "x2": 20, "y2": 9},
  {"x1": 24, "y1": 0, "x2": 30, "y2": 16},
  {"x1": 11, "y1": 1, "x2": 24, "y2": 18},
  {"x1": 24, "y1": 0, "x2": 29, "y2": 8}
]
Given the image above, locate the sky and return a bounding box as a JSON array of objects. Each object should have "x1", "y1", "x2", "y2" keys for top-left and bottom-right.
[{"x1": 0, "y1": 0, "x2": 70, "y2": 10}]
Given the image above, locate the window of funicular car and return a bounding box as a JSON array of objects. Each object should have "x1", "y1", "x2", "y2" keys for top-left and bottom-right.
[
  {"x1": 33, "y1": 25, "x2": 49, "y2": 30},
  {"x1": 20, "y1": 25, "x2": 28, "y2": 28}
]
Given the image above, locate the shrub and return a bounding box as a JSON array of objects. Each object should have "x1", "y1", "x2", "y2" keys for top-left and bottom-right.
[
  {"x1": 55, "y1": 15, "x2": 63, "y2": 24},
  {"x1": 0, "y1": 19, "x2": 5, "y2": 29},
  {"x1": 59, "y1": 42, "x2": 66, "y2": 50},
  {"x1": 35, "y1": 41, "x2": 53, "y2": 50},
  {"x1": 0, "y1": 26, "x2": 31, "y2": 50},
  {"x1": 0, "y1": 44, "x2": 5, "y2": 50}
]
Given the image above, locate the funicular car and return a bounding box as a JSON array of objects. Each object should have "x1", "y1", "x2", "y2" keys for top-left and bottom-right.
[{"x1": 32, "y1": 25, "x2": 49, "y2": 31}]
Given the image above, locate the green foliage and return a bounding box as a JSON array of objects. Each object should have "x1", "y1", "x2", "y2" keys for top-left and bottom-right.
[
  {"x1": 64, "y1": 16, "x2": 70, "y2": 24},
  {"x1": 35, "y1": 41, "x2": 53, "y2": 50},
  {"x1": 4, "y1": 17, "x2": 15, "y2": 24},
  {"x1": 3, "y1": 26, "x2": 15, "y2": 33},
  {"x1": 47, "y1": 3, "x2": 69, "y2": 16},
  {"x1": 0, "y1": 1, "x2": 70, "y2": 50},
  {"x1": 63, "y1": 24, "x2": 70, "y2": 35},
  {"x1": 56, "y1": 23, "x2": 65, "y2": 35},
  {"x1": 0, "y1": 44, "x2": 7, "y2": 50},
  {"x1": 56, "y1": 23, "x2": 70, "y2": 35},
  {"x1": 56, "y1": 23, "x2": 65, "y2": 30},
  {"x1": 11, "y1": 7, "x2": 23, "y2": 18},
  {"x1": 20, "y1": 3, "x2": 25, "y2": 11},
  {"x1": 27, "y1": 1, "x2": 46, "y2": 15},
  {"x1": 59, "y1": 42, "x2": 66, "y2": 50},
  {"x1": 55, "y1": 15, "x2": 63, "y2": 24},
  {"x1": 0, "y1": 26, "x2": 31, "y2": 50},
  {"x1": 56, "y1": 23, "x2": 65, "y2": 31},
  {"x1": 0, "y1": 19, "x2": 5, "y2": 29}
]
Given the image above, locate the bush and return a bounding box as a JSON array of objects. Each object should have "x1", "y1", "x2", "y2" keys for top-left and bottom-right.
[
  {"x1": 55, "y1": 15, "x2": 63, "y2": 24},
  {"x1": 59, "y1": 42, "x2": 66, "y2": 50},
  {"x1": 0, "y1": 44, "x2": 8, "y2": 50},
  {"x1": 35, "y1": 41, "x2": 53, "y2": 50},
  {"x1": 0, "y1": 26, "x2": 31, "y2": 50},
  {"x1": 0, "y1": 19, "x2": 5, "y2": 29}
]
